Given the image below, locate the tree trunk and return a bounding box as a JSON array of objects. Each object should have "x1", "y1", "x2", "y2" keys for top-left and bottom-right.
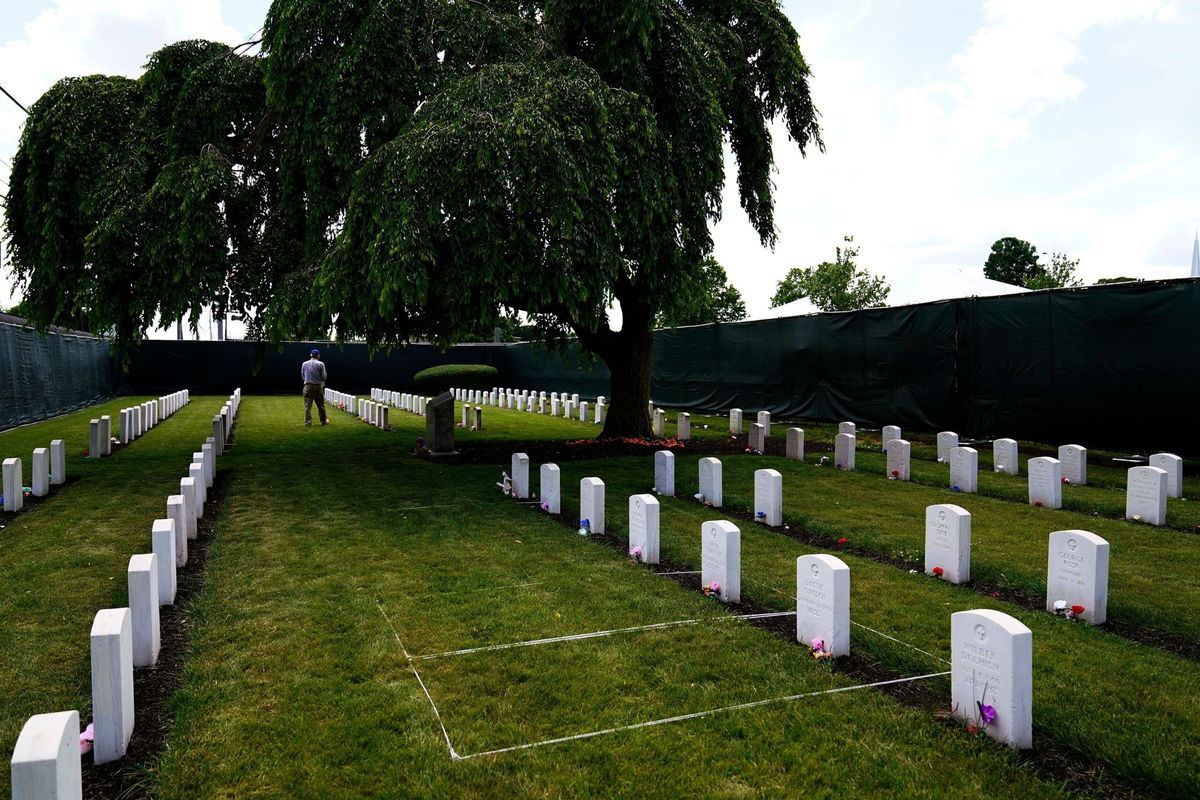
[{"x1": 596, "y1": 322, "x2": 654, "y2": 439}]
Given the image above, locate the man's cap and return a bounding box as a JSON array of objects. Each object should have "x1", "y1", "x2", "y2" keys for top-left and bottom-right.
[{"x1": 310, "y1": 349, "x2": 320, "y2": 356}]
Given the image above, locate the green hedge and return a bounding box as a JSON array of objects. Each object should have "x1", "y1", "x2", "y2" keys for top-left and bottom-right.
[{"x1": 413, "y1": 364, "x2": 499, "y2": 395}]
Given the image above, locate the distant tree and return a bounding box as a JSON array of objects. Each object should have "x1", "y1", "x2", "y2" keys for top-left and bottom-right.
[
  {"x1": 1025, "y1": 252, "x2": 1082, "y2": 290},
  {"x1": 770, "y1": 236, "x2": 890, "y2": 311},
  {"x1": 1096, "y1": 276, "x2": 1139, "y2": 285},
  {"x1": 984, "y1": 237, "x2": 1041, "y2": 286},
  {"x1": 656, "y1": 257, "x2": 747, "y2": 327}
]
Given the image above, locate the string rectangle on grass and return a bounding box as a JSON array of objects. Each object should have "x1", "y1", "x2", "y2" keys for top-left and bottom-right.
[{"x1": 378, "y1": 601, "x2": 952, "y2": 760}]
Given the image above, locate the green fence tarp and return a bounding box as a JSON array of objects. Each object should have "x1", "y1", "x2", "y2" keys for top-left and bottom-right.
[
  {"x1": 0, "y1": 322, "x2": 115, "y2": 431},
  {"x1": 117, "y1": 278, "x2": 1200, "y2": 455}
]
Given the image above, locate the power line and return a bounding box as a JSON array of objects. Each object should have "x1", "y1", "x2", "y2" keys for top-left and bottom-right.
[{"x1": 0, "y1": 83, "x2": 29, "y2": 115}]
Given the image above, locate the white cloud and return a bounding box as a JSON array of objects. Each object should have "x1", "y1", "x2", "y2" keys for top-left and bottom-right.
[{"x1": 716, "y1": 0, "x2": 1196, "y2": 317}]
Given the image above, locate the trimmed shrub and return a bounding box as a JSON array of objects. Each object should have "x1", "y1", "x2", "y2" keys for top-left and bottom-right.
[{"x1": 413, "y1": 364, "x2": 499, "y2": 395}]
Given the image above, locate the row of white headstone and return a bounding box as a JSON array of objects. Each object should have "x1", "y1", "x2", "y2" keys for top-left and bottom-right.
[
  {"x1": 923, "y1": 503, "x2": 1110, "y2": 622},
  {"x1": 455, "y1": 387, "x2": 611, "y2": 425},
  {"x1": 735, "y1": 414, "x2": 1183, "y2": 528},
  {"x1": 108, "y1": 390, "x2": 191, "y2": 454},
  {"x1": 2, "y1": 441, "x2": 66, "y2": 513},
  {"x1": 369, "y1": 388, "x2": 430, "y2": 419},
  {"x1": 505, "y1": 451, "x2": 1034, "y2": 749},
  {"x1": 10, "y1": 391, "x2": 237, "y2": 800}
]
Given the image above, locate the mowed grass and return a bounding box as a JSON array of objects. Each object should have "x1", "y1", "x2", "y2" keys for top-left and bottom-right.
[
  {"x1": 158, "y1": 398, "x2": 1082, "y2": 799},
  {"x1": 0, "y1": 395, "x2": 236, "y2": 790},
  {"x1": 6, "y1": 396, "x2": 1198, "y2": 797},
  {"x1": 550, "y1": 455, "x2": 1200, "y2": 797}
]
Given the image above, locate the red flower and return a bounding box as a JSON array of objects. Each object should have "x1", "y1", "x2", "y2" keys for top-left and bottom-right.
[
  {"x1": 932, "y1": 567, "x2": 944, "y2": 576},
  {"x1": 1071, "y1": 605, "x2": 1084, "y2": 615},
  {"x1": 890, "y1": 470, "x2": 899, "y2": 477},
  {"x1": 837, "y1": 537, "x2": 847, "y2": 548},
  {"x1": 1033, "y1": 501, "x2": 1043, "y2": 507},
  {"x1": 81, "y1": 451, "x2": 89, "y2": 456}
]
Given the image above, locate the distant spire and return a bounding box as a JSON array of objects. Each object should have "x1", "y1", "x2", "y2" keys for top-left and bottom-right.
[{"x1": 1193, "y1": 231, "x2": 1200, "y2": 278}]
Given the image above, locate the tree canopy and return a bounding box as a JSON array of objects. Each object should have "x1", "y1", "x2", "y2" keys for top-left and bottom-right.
[
  {"x1": 770, "y1": 236, "x2": 890, "y2": 311},
  {"x1": 5, "y1": 0, "x2": 822, "y2": 436},
  {"x1": 982, "y1": 238, "x2": 1082, "y2": 290},
  {"x1": 983, "y1": 237, "x2": 1041, "y2": 287},
  {"x1": 655, "y1": 257, "x2": 746, "y2": 327}
]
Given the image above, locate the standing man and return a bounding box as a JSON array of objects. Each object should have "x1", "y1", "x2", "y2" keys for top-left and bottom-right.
[{"x1": 301, "y1": 348, "x2": 329, "y2": 427}]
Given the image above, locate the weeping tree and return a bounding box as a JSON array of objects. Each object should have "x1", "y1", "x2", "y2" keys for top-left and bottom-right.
[
  {"x1": 6, "y1": 0, "x2": 821, "y2": 437},
  {"x1": 5, "y1": 40, "x2": 280, "y2": 343}
]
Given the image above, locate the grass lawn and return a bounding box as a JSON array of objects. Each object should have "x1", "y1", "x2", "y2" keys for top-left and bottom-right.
[{"x1": 5, "y1": 396, "x2": 1199, "y2": 797}]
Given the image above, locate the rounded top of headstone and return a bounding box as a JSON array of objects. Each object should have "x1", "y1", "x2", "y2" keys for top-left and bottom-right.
[{"x1": 797, "y1": 553, "x2": 849, "y2": 574}]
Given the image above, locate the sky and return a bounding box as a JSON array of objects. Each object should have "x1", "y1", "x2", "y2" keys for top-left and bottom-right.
[{"x1": 0, "y1": 0, "x2": 1198, "y2": 333}]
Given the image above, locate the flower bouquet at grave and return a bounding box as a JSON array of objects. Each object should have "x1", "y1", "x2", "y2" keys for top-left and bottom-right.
[
  {"x1": 702, "y1": 581, "x2": 720, "y2": 597},
  {"x1": 810, "y1": 638, "x2": 833, "y2": 660},
  {"x1": 932, "y1": 567, "x2": 944, "y2": 578},
  {"x1": 629, "y1": 546, "x2": 642, "y2": 563},
  {"x1": 577, "y1": 519, "x2": 591, "y2": 536},
  {"x1": 1052, "y1": 600, "x2": 1085, "y2": 621},
  {"x1": 411, "y1": 438, "x2": 429, "y2": 458},
  {"x1": 755, "y1": 511, "x2": 767, "y2": 522}
]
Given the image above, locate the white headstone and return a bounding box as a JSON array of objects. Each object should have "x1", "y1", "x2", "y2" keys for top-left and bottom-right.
[
  {"x1": 701, "y1": 520, "x2": 740, "y2": 603},
  {"x1": 1148, "y1": 453, "x2": 1182, "y2": 499},
  {"x1": 698, "y1": 457, "x2": 723, "y2": 508},
  {"x1": 729, "y1": 408, "x2": 743, "y2": 435},
  {"x1": 10, "y1": 710, "x2": 82, "y2": 800},
  {"x1": 189, "y1": 463, "x2": 206, "y2": 515},
  {"x1": 677, "y1": 412, "x2": 691, "y2": 441},
  {"x1": 50, "y1": 440, "x2": 65, "y2": 485},
  {"x1": 950, "y1": 446, "x2": 979, "y2": 493},
  {"x1": 473, "y1": 406, "x2": 482, "y2": 430},
  {"x1": 551, "y1": 398, "x2": 560, "y2": 417},
  {"x1": 151, "y1": 519, "x2": 177, "y2": 605},
  {"x1": 754, "y1": 469, "x2": 782, "y2": 526},
  {"x1": 834, "y1": 433, "x2": 855, "y2": 471},
  {"x1": 580, "y1": 477, "x2": 605, "y2": 533},
  {"x1": 167, "y1": 496, "x2": 188, "y2": 567},
  {"x1": 180, "y1": 477, "x2": 199, "y2": 539},
  {"x1": 654, "y1": 450, "x2": 675, "y2": 496},
  {"x1": 461, "y1": 404, "x2": 470, "y2": 428},
  {"x1": 127, "y1": 554, "x2": 160, "y2": 667},
  {"x1": 838, "y1": 421, "x2": 856, "y2": 436},
  {"x1": 756, "y1": 410, "x2": 771, "y2": 438},
  {"x1": 653, "y1": 409, "x2": 666, "y2": 438},
  {"x1": 925, "y1": 504, "x2": 970, "y2": 583},
  {"x1": 511, "y1": 453, "x2": 530, "y2": 498},
  {"x1": 90, "y1": 608, "x2": 134, "y2": 764},
  {"x1": 88, "y1": 420, "x2": 101, "y2": 459},
  {"x1": 99, "y1": 416, "x2": 112, "y2": 456},
  {"x1": 1028, "y1": 457, "x2": 1063, "y2": 509},
  {"x1": 748, "y1": 423, "x2": 765, "y2": 453},
  {"x1": 1126, "y1": 466, "x2": 1168, "y2": 526},
  {"x1": 1057, "y1": 445, "x2": 1087, "y2": 485},
  {"x1": 993, "y1": 438, "x2": 1019, "y2": 475},
  {"x1": 201, "y1": 443, "x2": 215, "y2": 488},
  {"x1": 886, "y1": 439, "x2": 911, "y2": 481},
  {"x1": 881, "y1": 425, "x2": 901, "y2": 449},
  {"x1": 950, "y1": 609, "x2": 1033, "y2": 749},
  {"x1": 540, "y1": 464, "x2": 561, "y2": 514},
  {"x1": 628, "y1": 494, "x2": 660, "y2": 565},
  {"x1": 795, "y1": 554, "x2": 850, "y2": 657},
  {"x1": 3, "y1": 457, "x2": 23, "y2": 512},
  {"x1": 1046, "y1": 529, "x2": 1109, "y2": 625},
  {"x1": 785, "y1": 427, "x2": 804, "y2": 461},
  {"x1": 580, "y1": 401, "x2": 589, "y2": 422},
  {"x1": 937, "y1": 431, "x2": 958, "y2": 462},
  {"x1": 31, "y1": 448, "x2": 49, "y2": 497}
]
